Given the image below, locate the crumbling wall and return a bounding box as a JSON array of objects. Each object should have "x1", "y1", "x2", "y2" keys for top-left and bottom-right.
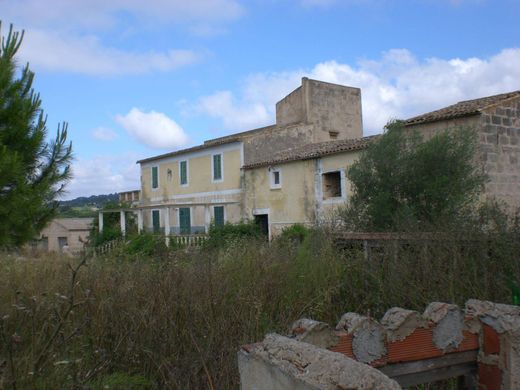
[{"x1": 239, "y1": 300, "x2": 520, "y2": 389}]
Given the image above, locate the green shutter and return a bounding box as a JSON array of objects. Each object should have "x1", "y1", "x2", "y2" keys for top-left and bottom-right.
[
  {"x1": 151, "y1": 166, "x2": 158, "y2": 189},
  {"x1": 214, "y1": 206, "x2": 224, "y2": 227},
  {"x1": 152, "y1": 210, "x2": 160, "y2": 233},
  {"x1": 179, "y1": 208, "x2": 191, "y2": 234},
  {"x1": 213, "y1": 154, "x2": 222, "y2": 180},
  {"x1": 180, "y1": 161, "x2": 187, "y2": 185}
]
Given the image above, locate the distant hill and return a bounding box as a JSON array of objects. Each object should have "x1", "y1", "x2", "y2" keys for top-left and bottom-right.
[
  {"x1": 60, "y1": 193, "x2": 119, "y2": 208},
  {"x1": 58, "y1": 193, "x2": 120, "y2": 217}
]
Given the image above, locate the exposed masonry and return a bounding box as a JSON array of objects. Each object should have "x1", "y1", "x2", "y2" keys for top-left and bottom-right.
[{"x1": 239, "y1": 300, "x2": 520, "y2": 389}]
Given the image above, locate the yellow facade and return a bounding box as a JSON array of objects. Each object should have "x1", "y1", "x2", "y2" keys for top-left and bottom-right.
[
  {"x1": 243, "y1": 150, "x2": 362, "y2": 238},
  {"x1": 138, "y1": 142, "x2": 243, "y2": 234}
]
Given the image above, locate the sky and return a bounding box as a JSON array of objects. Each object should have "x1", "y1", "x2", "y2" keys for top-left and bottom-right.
[{"x1": 2, "y1": 0, "x2": 520, "y2": 199}]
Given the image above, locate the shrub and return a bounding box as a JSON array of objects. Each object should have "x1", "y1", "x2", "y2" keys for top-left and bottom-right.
[
  {"x1": 204, "y1": 221, "x2": 262, "y2": 249},
  {"x1": 279, "y1": 223, "x2": 310, "y2": 244}
]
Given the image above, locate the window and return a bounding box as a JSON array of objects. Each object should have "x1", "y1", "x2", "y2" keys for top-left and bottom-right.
[
  {"x1": 58, "y1": 236, "x2": 68, "y2": 251},
  {"x1": 152, "y1": 210, "x2": 161, "y2": 233},
  {"x1": 179, "y1": 160, "x2": 188, "y2": 186},
  {"x1": 212, "y1": 153, "x2": 223, "y2": 181},
  {"x1": 213, "y1": 206, "x2": 225, "y2": 227},
  {"x1": 270, "y1": 168, "x2": 282, "y2": 189},
  {"x1": 151, "y1": 166, "x2": 159, "y2": 190},
  {"x1": 322, "y1": 171, "x2": 342, "y2": 199},
  {"x1": 179, "y1": 207, "x2": 191, "y2": 234}
]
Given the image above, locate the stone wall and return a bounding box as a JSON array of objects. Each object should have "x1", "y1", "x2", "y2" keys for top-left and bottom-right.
[
  {"x1": 405, "y1": 96, "x2": 520, "y2": 209},
  {"x1": 239, "y1": 300, "x2": 520, "y2": 389},
  {"x1": 479, "y1": 98, "x2": 520, "y2": 208}
]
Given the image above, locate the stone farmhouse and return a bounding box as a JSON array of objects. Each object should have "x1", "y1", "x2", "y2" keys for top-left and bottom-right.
[
  {"x1": 111, "y1": 78, "x2": 519, "y2": 240},
  {"x1": 36, "y1": 218, "x2": 93, "y2": 253}
]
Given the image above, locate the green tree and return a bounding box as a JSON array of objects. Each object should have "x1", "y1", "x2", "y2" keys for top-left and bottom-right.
[
  {"x1": 341, "y1": 121, "x2": 487, "y2": 232},
  {"x1": 0, "y1": 23, "x2": 72, "y2": 247}
]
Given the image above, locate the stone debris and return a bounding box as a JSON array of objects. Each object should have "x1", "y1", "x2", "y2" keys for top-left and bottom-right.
[
  {"x1": 423, "y1": 302, "x2": 464, "y2": 351},
  {"x1": 381, "y1": 307, "x2": 427, "y2": 342},
  {"x1": 240, "y1": 333, "x2": 401, "y2": 390},
  {"x1": 290, "y1": 318, "x2": 339, "y2": 349},
  {"x1": 465, "y1": 299, "x2": 520, "y2": 333},
  {"x1": 336, "y1": 313, "x2": 386, "y2": 363}
]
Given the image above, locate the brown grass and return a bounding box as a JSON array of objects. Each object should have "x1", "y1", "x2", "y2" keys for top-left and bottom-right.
[{"x1": 0, "y1": 229, "x2": 518, "y2": 389}]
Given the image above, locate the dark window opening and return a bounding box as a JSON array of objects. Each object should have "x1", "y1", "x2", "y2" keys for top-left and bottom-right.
[
  {"x1": 273, "y1": 171, "x2": 280, "y2": 185},
  {"x1": 254, "y1": 214, "x2": 269, "y2": 237},
  {"x1": 329, "y1": 131, "x2": 339, "y2": 139},
  {"x1": 322, "y1": 171, "x2": 342, "y2": 199},
  {"x1": 58, "y1": 236, "x2": 68, "y2": 251}
]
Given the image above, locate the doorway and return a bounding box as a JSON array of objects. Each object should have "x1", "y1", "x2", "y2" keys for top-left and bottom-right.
[{"x1": 254, "y1": 214, "x2": 269, "y2": 237}]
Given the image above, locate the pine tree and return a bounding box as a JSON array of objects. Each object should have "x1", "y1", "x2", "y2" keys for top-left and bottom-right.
[{"x1": 0, "y1": 23, "x2": 73, "y2": 247}]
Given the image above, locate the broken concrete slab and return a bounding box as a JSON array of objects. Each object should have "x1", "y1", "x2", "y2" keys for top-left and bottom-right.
[{"x1": 239, "y1": 333, "x2": 401, "y2": 390}]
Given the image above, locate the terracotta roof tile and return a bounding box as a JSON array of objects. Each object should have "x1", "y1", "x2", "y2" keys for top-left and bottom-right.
[
  {"x1": 243, "y1": 135, "x2": 380, "y2": 169},
  {"x1": 404, "y1": 90, "x2": 520, "y2": 126}
]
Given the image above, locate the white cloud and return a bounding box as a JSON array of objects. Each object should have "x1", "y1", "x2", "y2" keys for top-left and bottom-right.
[
  {"x1": 65, "y1": 153, "x2": 141, "y2": 199},
  {"x1": 18, "y1": 29, "x2": 200, "y2": 75},
  {"x1": 92, "y1": 127, "x2": 118, "y2": 141},
  {"x1": 196, "y1": 48, "x2": 520, "y2": 135},
  {"x1": 116, "y1": 108, "x2": 190, "y2": 149},
  {"x1": 1, "y1": 0, "x2": 244, "y2": 31}
]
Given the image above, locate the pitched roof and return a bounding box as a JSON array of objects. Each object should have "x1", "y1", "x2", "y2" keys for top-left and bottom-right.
[
  {"x1": 54, "y1": 218, "x2": 94, "y2": 231},
  {"x1": 243, "y1": 135, "x2": 380, "y2": 169},
  {"x1": 404, "y1": 90, "x2": 520, "y2": 126},
  {"x1": 136, "y1": 124, "x2": 277, "y2": 164}
]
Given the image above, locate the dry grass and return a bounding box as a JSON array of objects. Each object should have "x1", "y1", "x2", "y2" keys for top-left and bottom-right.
[{"x1": 0, "y1": 229, "x2": 518, "y2": 389}]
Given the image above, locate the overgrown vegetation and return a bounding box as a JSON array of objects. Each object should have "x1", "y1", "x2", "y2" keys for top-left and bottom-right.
[
  {"x1": 341, "y1": 121, "x2": 487, "y2": 232},
  {"x1": 1, "y1": 222, "x2": 519, "y2": 388}
]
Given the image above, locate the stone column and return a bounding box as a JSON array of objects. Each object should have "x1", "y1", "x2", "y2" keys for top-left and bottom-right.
[
  {"x1": 164, "y1": 207, "x2": 170, "y2": 246},
  {"x1": 99, "y1": 211, "x2": 104, "y2": 233},
  {"x1": 120, "y1": 210, "x2": 126, "y2": 237},
  {"x1": 204, "y1": 205, "x2": 210, "y2": 233},
  {"x1": 137, "y1": 209, "x2": 143, "y2": 234}
]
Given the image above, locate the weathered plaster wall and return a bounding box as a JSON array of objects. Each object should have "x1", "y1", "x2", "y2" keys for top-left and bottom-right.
[
  {"x1": 276, "y1": 86, "x2": 304, "y2": 127},
  {"x1": 243, "y1": 159, "x2": 316, "y2": 237},
  {"x1": 243, "y1": 123, "x2": 315, "y2": 166},
  {"x1": 243, "y1": 149, "x2": 363, "y2": 236},
  {"x1": 140, "y1": 145, "x2": 242, "y2": 205},
  {"x1": 305, "y1": 78, "x2": 363, "y2": 142}
]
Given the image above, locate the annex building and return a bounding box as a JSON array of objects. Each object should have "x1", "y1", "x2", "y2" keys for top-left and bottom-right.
[{"x1": 113, "y1": 78, "x2": 520, "y2": 239}]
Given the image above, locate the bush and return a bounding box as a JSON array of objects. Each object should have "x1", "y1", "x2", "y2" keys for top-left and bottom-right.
[
  {"x1": 204, "y1": 221, "x2": 262, "y2": 249},
  {"x1": 123, "y1": 233, "x2": 168, "y2": 258},
  {"x1": 278, "y1": 223, "x2": 311, "y2": 244}
]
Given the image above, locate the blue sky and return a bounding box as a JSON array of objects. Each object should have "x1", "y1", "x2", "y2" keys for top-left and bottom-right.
[{"x1": 2, "y1": 0, "x2": 520, "y2": 199}]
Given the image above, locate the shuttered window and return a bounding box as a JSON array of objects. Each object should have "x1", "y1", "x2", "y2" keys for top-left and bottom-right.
[
  {"x1": 214, "y1": 206, "x2": 224, "y2": 227},
  {"x1": 179, "y1": 207, "x2": 191, "y2": 234},
  {"x1": 213, "y1": 154, "x2": 222, "y2": 181},
  {"x1": 180, "y1": 161, "x2": 188, "y2": 185},
  {"x1": 152, "y1": 210, "x2": 160, "y2": 233},
  {"x1": 151, "y1": 166, "x2": 158, "y2": 189}
]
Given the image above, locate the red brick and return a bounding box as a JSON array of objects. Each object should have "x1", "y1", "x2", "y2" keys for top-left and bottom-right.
[
  {"x1": 478, "y1": 363, "x2": 501, "y2": 389},
  {"x1": 329, "y1": 333, "x2": 354, "y2": 359},
  {"x1": 483, "y1": 324, "x2": 500, "y2": 355}
]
